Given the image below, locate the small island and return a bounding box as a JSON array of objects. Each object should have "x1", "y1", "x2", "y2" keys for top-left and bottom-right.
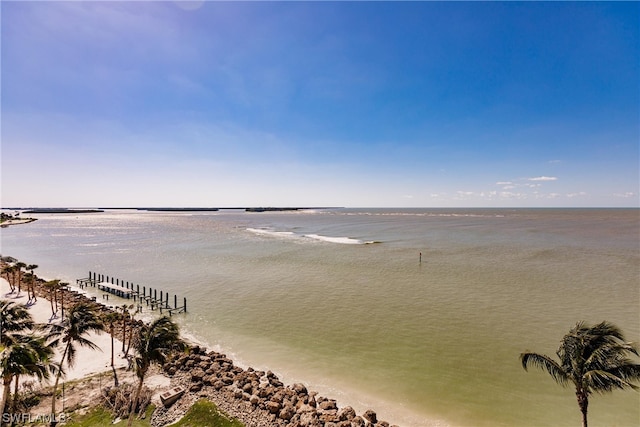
[
  {"x1": 22, "y1": 208, "x2": 104, "y2": 214},
  {"x1": 245, "y1": 207, "x2": 302, "y2": 212},
  {"x1": 0, "y1": 212, "x2": 37, "y2": 226}
]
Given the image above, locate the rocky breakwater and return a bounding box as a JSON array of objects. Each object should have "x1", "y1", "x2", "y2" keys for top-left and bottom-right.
[{"x1": 154, "y1": 345, "x2": 398, "y2": 427}]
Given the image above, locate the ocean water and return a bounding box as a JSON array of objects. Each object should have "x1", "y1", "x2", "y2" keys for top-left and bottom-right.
[{"x1": 1, "y1": 208, "x2": 638, "y2": 427}]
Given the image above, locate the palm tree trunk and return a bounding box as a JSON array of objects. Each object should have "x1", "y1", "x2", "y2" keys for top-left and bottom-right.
[
  {"x1": 49, "y1": 289, "x2": 55, "y2": 317},
  {"x1": 576, "y1": 390, "x2": 588, "y2": 427},
  {"x1": 110, "y1": 327, "x2": 118, "y2": 387},
  {"x1": 110, "y1": 327, "x2": 115, "y2": 368},
  {"x1": 11, "y1": 374, "x2": 20, "y2": 414},
  {"x1": 125, "y1": 318, "x2": 134, "y2": 357},
  {"x1": 1, "y1": 375, "x2": 12, "y2": 421},
  {"x1": 122, "y1": 316, "x2": 127, "y2": 353},
  {"x1": 51, "y1": 343, "x2": 70, "y2": 416},
  {"x1": 127, "y1": 375, "x2": 145, "y2": 427}
]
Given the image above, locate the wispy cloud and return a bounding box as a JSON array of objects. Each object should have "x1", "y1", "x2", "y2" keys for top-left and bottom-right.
[
  {"x1": 567, "y1": 192, "x2": 588, "y2": 198},
  {"x1": 527, "y1": 176, "x2": 558, "y2": 181},
  {"x1": 614, "y1": 192, "x2": 637, "y2": 198}
]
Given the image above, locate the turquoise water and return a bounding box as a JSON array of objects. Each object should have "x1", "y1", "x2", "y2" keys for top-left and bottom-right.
[{"x1": 1, "y1": 208, "x2": 638, "y2": 426}]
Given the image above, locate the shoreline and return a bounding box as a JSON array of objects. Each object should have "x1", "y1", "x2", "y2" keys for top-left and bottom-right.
[
  {"x1": 1, "y1": 259, "x2": 408, "y2": 427},
  {"x1": 0, "y1": 218, "x2": 37, "y2": 227}
]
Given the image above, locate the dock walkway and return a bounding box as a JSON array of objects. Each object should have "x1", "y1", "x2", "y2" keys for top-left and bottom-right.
[{"x1": 76, "y1": 271, "x2": 186, "y2": 315}]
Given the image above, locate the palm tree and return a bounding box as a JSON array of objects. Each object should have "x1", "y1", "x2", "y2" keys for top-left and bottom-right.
[
  {"x1": 26, "y1": 264, "x2": 38, "y2": 303},
  {"x1": 58, "y1": 282, "x2": 69, "y2": 320},
  {"x1": 1, "y1": 265, "x2": 17, "y2": 294},
  {"x1": 127, "y1": 316, "x2": 185, "y2": 427},
  {"x1": 103, "y1": 312, "x2": 120, "y2": 387},
  {"x1": 124, "y1": 307, "x2": 138, "y2": 358},
  {"x1": 1, "y1": 300, "x2": 36, "y2": 416},
  {"x1": 14, "y1": 262, "x2": 27, "y2": 297},
  {"x1": 520, "y1": 321, "x2": 640, "y2": 427},
  {"x1": 9, "y1": 334, "x2": 56, "y2": 414},
  {"x1": 119, "y1": 304, "x2": 134, "y2": 354},
  {"x1": 1, "y1": 300, "x2": 35, "y2": 346},
  {"x1": 1, "y1": 334, "x2": 54, "y2": 417},
  {"x1": 47, "y1": 303, "x2": 104, "y2": 416},
  {"x1": 0, "y1": 300, "x2": 55, "y2": 418},
  {"x1": 43, "y1": 280, "x2": 60, "y2": 319}
]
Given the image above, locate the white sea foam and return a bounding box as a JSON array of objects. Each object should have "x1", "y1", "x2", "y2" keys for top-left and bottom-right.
[
  {"x1": 303, "y1": 234, "x2": 365, "y2": 245},
  {"x1": 247, "y1": 228, "x2": 376, "y2": 245},
  {"x1": 246, "y1": 227, "x2": 296, "y2": 238}
]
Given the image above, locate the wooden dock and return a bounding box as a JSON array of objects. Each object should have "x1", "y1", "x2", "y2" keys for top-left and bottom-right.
[{"x1": 76, "y1": 271, "x2": 187, "y2": 315}]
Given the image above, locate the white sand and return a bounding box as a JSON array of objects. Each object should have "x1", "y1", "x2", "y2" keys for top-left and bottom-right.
[{"x1": 1, "y1": 278, "x2": 128, "y2": 383}]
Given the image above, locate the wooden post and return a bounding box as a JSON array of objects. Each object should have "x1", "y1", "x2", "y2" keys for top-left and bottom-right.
[
  {"x1": 184, "y1": 297, "x2": 187, "y2": 313},
  {"x1": 174, "y1": 294, "x2": 177, "y2": 309}
]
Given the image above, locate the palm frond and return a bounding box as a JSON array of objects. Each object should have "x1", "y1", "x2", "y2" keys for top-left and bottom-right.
[
  {"x1": 520, "y1": 352, "x2": 569, "y2": 386},
  {"x1": 584, "y1": 369, "x2": 640, "y2": 393}
]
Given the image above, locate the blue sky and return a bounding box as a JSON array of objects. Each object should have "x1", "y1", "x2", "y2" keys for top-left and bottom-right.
[{"x1": 2, "y1": 1, "x2": 638, "y2": 208}]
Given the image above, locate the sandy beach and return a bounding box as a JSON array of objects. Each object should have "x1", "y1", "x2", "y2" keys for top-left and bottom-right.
[{"x1": 1, "y1": 277, "x2": 128, "y2": 383}]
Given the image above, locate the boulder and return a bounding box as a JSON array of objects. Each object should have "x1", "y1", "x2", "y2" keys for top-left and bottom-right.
[
  {"x1": 279, "y1": 403, "x2": 296, "y2": 421},
  {"x1": 363, "y1": 410, "x2": 377, "y2": 424},
  {"x1": 291, "y1": 382, "x2": 308, "y2": 396},
  {"x1": 266, "y1": 401, "x2": 282, "y2": 414},
  {"x1": 190, "y1": 368, "x2": 206, "y2": 382},
  {"x1": 319, "y1": 399, "x2": 338, "y2": 411},
  {"x1": 299, "y1": 410, "x2": 319, "y2": 427},
  {"x1": 337, "y1": 406, "x2": 356, "y2": 421}
]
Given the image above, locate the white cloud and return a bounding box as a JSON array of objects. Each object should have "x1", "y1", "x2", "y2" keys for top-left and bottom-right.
[
  {"x1": 567, "y1": 192, "x2": 588, "y2": 198},
  {"x1": 496, "y1": 181, "x2": 512, "y2": 185},
  {"x1": 614, "y1": 192, "x2": 637, "y2": 198},
  {"x1": 499, "y1": 191, "x2": 526, "y2": 199},
  {"x1": 528, "y1": 176, "x2": 558, "y2": 181}
]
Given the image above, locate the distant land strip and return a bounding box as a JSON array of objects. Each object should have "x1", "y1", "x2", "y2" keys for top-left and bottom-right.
[
  {"x1": 5, "y1": 207, "x2": 342, "y2": 213},
  {"x1": 21, "y1": 208, "x2": 104, "y2": 214}
]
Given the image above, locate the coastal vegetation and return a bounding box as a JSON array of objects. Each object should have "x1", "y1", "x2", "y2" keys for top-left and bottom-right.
[
  {"x1": 0, "y1": 300, "x2": 56, "y2": 420},
  {"x1": 171, "y1": 399, "x2": 244, "y2": 427},
  {"x1": 127, "y1": 316, "x2": 186, "y2": 426},
  {"x1": 64, "y1": 400, "x2": 243, "y2": 427},
  {"x1": 47, "y1": 303, "x2": 105, "y2": 416},
  {"x1": 0, "y1": 213, "x2": 36, "y2": 226},
  {"x1": 521, "y1": 321, "x2": 640, "y2": 427}
]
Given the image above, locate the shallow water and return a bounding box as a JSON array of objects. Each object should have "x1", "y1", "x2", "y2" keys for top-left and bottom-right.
[{"x1": 1, "y1": 208, "x2": 638, "y2": 426}]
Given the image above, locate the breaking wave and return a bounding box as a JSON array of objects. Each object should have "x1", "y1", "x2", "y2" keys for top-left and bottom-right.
[{"x1": 246, "y1": 228, "x2": 378, "y2": 245}]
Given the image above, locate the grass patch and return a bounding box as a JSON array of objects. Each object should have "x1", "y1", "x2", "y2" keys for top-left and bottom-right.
[
  {"x1": 62, "y1": 405, "x2": 155, "y2": 427},
  {"x1": 172, "y1": 399, "x2": 245, "y2": 427},
  {"x1": 61, "y1": 400, "x2": 243, "y2": 427}
]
